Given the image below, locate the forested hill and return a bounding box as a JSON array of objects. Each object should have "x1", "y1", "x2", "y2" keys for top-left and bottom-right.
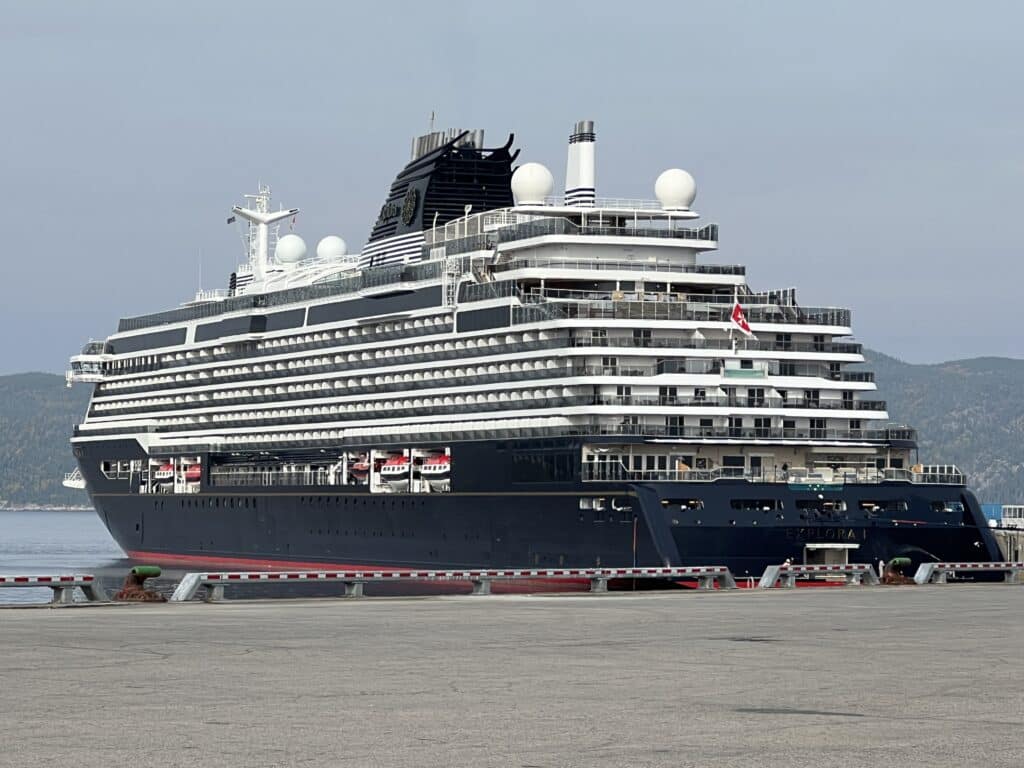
[
  {"x1": 863, "y1": 351, "x2": 1024, "y2": 503},
  {"x1": 0, "y1": 373, "x2": 90, "y2": 506},
  {"x1": 0, "y1": 355, "x2": 1021, "y2": 506}
]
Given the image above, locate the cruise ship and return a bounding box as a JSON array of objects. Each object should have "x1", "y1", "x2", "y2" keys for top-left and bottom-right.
[{"x1": 65, "y1": 120, "x2": 1002, "y2": 578}]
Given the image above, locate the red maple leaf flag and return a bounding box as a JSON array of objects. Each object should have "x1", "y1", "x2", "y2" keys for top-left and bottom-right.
[{"x1": 730, "y1": 298, "x2": 755, "y2": 338}]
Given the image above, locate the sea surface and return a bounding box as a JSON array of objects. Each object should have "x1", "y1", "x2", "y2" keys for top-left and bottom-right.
[{"x1": 0, "y1": 509, "x2": 126, "y2": 604}]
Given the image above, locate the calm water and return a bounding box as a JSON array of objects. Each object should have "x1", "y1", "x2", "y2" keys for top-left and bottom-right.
[{"x1": 0, "y1": 509, "x2": 126, "y2": 603}]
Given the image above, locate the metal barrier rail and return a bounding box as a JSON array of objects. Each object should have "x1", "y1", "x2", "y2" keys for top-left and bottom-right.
[
  {"x1": 913, "y1": 562, "x2": 1024, "y2": 585},
  {"x1": 0, "y1": 575, "x2": 108, "y2": 604},
  {"x1": 170, "y1": 566, "x2": 738, "y2": 602},
  {"x1": 758, "y1": 563, "x2": 880, "y2": 589}
]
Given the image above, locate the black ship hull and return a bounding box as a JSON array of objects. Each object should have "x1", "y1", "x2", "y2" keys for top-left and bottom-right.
[{"x1": 77, "y1": 439, "x2": 1002, "y2": 579}]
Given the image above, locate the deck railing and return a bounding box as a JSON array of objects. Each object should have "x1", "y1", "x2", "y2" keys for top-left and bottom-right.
[
  {"x1": 492, "y1": 257, "x2": 744, "y2": 276},
  {"x1": 513, "y1": 300, "x2": 851, "y2": 328},
  {"x1": 434, "y1": 217, "x2": 720, "y2": 258},
  {"x1": 582, "y1": 463, "x2": 963, "y2": 486}
]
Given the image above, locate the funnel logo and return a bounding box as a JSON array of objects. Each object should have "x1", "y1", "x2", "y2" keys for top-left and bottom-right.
[{"x1": 401, "y1": 187, "x2": 419, "y2": 226}]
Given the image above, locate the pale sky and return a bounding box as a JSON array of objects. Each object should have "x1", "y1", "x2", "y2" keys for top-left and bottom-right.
[{"x1": 2, "y1": 0, "x2": 1021, "y2": 373}]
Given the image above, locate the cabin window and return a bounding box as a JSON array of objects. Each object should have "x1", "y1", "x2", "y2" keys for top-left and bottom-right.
[
  {"x1": 667, "y1": 499, "x2": 704, "y2": 510},
  {"x1": 858, "y1": 499, "x2": 908, "y2": 514},
  {"x1": 797, "y1": 499, "x2": 847, "y2": 512},
  {"x1": 730, "y1": 499, "x2": 782, "y2": 511}
]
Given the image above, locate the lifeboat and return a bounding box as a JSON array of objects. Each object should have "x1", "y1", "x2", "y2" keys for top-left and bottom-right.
[
  {"x1": 421, "y1": 454, "x2": 451, "y2": 490},
  {"x1": 153, "y1": 463, "x2": 174, "y2": 480},
  {"x1": 349, "y1": 457, "x2": 371, "y2": 484},
  {"x1": 380, "y1": 455, "x2": 411, "y2": 486},
  {"x1": 184, "y1": 464, "x2": 202, "y2": 483}
]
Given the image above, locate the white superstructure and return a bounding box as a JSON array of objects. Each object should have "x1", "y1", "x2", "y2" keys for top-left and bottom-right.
[{"x1": 67, "y1": 120, "x2": 935, "y2": 488}]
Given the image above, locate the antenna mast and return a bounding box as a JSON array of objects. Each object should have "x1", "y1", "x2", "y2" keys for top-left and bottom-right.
[{"x1": 231, "y1": 184, "x2": 299, "y2": 283}]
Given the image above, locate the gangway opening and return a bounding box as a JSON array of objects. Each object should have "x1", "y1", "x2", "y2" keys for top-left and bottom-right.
[{"x1": 803, "y1": 543, "x2": 859, "y2": 566}]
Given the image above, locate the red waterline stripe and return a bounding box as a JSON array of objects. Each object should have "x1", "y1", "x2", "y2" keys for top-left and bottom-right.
[
  {"x1": 127, "y1": 550, "x2": 426, "y2": 572},
  {"x1": 123, "y1": 550, "x2": 631, "y2": 592}
]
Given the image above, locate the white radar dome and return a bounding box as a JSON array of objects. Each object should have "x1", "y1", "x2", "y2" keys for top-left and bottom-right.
[
  {"x1": 275, "y1": 233, "x2": 307, "y2": 264},
  {"x1": 655, "y1": 168, "x2": 697, "y2": 211},
  {"x1": 511, "y1": 162, "x2": 554, "y2": 206},
  {"x1": 316, "y1": 235, "x2": 348, "y2": 260}
]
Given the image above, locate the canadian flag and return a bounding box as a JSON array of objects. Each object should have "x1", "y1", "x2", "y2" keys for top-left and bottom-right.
[{"x1": 730, "y1": 297, "x2": 756, "y2": 338}]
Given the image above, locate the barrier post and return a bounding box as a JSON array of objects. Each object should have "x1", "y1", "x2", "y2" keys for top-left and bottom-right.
[
  {"x1": 205, "y1": 583, "x2": 225, "y2": 602},
  {"x1": 342, "y1": 581, "x2": 364, "y2": 597},
  {"x1": 80, "y1": 581, "x2": 109, "y2": 602},
  {"x1": 50, "y1": 585, "x2": 76, "y2": 604}
]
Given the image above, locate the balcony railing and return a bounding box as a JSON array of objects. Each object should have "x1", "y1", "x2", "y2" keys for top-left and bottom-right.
[
  {"x1": 582, "y1": 463, "x2": 962, "y2": 486},
  {"x1": 492, "y1": 257, "x2": 745, "y2": 277},
  {"x1": 588, "y1": 423, "x2": 915, "y2": 443},
  {"x1": 514, "y1": 301, "x2": 851, "y2": 328},
  {"x1": 836, "y1": 371, "x2": 875, "y2": 382},
  {"x1": 433, "y1": 217, "x2": 720, "y2": 258},
  {"x1": 568, "y1": 336, "x2": 863, "y2": 355},
  {"x1": 593, "y1": 395, "x2": 885, "y2": 411}
]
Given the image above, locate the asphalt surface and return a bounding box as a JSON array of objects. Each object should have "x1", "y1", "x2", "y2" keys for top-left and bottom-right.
[{"x1": 1, "y1": 585, "x2": 1022, "y2": 767}]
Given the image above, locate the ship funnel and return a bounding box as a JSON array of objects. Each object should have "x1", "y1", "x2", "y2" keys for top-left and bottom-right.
[
  {"x1": 410, "y1": 128, "x2": 485, "y2": 162},
  {"x1": 564, "y1": 119, "x2": 595, "y2": 207}
]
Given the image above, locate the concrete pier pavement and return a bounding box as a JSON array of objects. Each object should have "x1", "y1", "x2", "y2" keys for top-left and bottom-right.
[{"x1": 1, "y1": 586, "x2": 1022, "y2": 767}]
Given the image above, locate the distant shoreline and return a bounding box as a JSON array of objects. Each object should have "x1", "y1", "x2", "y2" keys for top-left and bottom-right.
[{"x1": 0, "y1": 505, "x2": 94, "y2": 512}]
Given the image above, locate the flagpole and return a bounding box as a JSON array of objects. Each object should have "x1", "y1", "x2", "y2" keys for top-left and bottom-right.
[{"x1": 731, "y1": 286, "x2": 738, "y2": 355}]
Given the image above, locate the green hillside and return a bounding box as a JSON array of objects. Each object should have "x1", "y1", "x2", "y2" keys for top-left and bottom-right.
[
  {"x1": 0, "y1": 355, "x2": 1021, "y2": 506},
  {"x1": 0, "y1": 373, "x2": 91, "y2": 506},
  {"x1": 863, "y1": 351, "x2": 1024, "y2": 503}
]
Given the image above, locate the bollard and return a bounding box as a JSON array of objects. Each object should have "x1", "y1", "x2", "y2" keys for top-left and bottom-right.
[{"x1": 114, "y1": 565, "x2": 166, "y2": 602}]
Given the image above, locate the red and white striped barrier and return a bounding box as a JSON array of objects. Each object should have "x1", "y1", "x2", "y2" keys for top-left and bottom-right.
[
  {"x1": 914, "y1": 561, "x2": 1024, "y2": 585},
  {"x1": 758, "y1": 563, "x2": 880, "y2": 589},
  {"x1": 170, "y1": 565, "x2": 737, "y2": 602},
  {"x1": 0, "y1": 574, "x2": 107, "y2": 604}
]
